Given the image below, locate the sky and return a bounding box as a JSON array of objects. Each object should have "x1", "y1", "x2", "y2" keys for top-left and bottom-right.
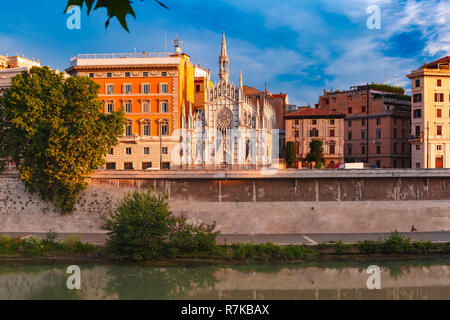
[{"x1": 0, "y1": 0, "x2": 449, "y2": 105}]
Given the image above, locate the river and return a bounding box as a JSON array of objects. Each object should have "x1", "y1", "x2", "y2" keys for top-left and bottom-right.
[{"x1": 0, "y1": 259, "x2": 448, "y2": 300}]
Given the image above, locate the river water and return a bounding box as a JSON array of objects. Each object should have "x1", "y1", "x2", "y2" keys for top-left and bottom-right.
[{"x1": 0, "y1": 259, "x2": 448, "y2": 300}]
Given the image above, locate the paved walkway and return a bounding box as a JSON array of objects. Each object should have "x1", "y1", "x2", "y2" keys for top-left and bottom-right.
[{"x1": 2, "y1": 231, "x2": 450, "y2": 246}]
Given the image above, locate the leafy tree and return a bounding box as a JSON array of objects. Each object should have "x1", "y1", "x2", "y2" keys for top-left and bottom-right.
[
  {"x1": 305, "y1": 139, "x2": 324, "y2": 169},
  {"x1": 65, "y1": 0, "x2": 169, "y2": 32},
  {"x1": 285, "y1": 141, "x2": 296, "y2": 168},
  {"x1": 105, "y1": 190, "x2": 219, "y2": 261},
  {"x1": 0, "y1": 66, "x2": 125, "y2": 214}
]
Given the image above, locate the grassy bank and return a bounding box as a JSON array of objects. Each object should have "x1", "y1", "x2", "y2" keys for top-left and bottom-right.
[{"x1": 1, "y1": 231, "x2": 449, "y2": 264}]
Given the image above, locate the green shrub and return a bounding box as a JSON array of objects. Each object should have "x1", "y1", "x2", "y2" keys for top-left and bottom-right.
[
  {"x1": 105, "y1": 190, "x2": 218, "y2": 261},
  {"x1": 285, "y1": 141, "x2": 296, "y2": 167},
  {"x1": 22, "y1": 236, "x2": 45, "y2": 258},
  {"x1": 381, "y1": 231, "x2": 413, "y2": 254},
  {"x1": 334, "y1": 240, "x2": 350, "y2": 253},
  {"x1": 356, "y1": 240, "x2": 379, "y2": 254}
]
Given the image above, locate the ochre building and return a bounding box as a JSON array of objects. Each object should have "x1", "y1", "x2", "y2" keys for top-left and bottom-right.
[{"x1": 407, "y1": 56, "x2": 450, "y2": 168}]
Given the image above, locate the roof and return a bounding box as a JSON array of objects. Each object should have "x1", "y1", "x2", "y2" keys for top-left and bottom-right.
[
  {"x1": 284, "y1": 107, "x2": 346, "y2": 119},
  {"x1": 425, "y1": 56, "x2": 450, "y2": 68},
  {"x1": 243, "y1": 85, "x2": 264, "y2": 96}
]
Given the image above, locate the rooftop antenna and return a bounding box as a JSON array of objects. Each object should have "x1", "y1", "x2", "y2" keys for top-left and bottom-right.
[{"x1": 164, "y1": 30, "x2": 167, "y2": 52}]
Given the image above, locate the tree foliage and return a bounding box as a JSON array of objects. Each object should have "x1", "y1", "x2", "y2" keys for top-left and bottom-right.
[
  {"x1": 105, "y1": 190, "x2": 219, "y2": 261},
  {"x1": 285, "y1": 141, "x2": 296, "y2": 168},
  {"x1": 305, "y1": 139, "x2": 324, "y2": 169},
  {"x1": 0, "y1": 66, "x2": 125, "y2": 214},
  {"x1": 65, "y1": 0, "x2": 169, "y2": 32}
]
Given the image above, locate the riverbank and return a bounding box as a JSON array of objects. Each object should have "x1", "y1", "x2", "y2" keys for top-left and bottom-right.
[{"x1": 1, "y1": 232, "x2": 449, "y2": 265}]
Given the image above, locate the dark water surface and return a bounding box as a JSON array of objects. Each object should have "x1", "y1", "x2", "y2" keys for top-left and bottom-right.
[{"x1": 0, "y1": 259, "x2": 448, "y2": 300}]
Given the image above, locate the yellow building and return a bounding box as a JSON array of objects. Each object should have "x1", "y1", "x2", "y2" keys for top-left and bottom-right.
[
  {"x1": 65, "y1": 40, "x2": 206, "y2": 170},
  {"x1": 407, "y1": 56, "x2": 450, "y2": 168}
]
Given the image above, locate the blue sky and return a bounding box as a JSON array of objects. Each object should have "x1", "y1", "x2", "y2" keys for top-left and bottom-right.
[{"x1": 0, "y1": 0, "x2": 449, "y2": 105}]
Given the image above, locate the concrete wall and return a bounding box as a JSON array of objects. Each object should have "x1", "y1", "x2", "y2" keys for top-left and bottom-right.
[{"x1": 1, "y1": 169, "x2": 450, "y2": 234}]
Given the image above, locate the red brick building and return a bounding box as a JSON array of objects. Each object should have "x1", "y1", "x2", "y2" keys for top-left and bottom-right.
[{"x1": 318, "y1": 84, "x2": 411, "y2": 168}]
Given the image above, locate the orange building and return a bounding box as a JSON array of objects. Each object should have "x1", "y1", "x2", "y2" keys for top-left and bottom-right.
[{"x1": 65, "y1": 42, "x2": 206, "y2": 170}]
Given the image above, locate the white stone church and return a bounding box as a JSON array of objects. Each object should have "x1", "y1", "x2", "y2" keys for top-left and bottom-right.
[{"x1": 179, "y1": 33, "x2": 278, "y2": 169}]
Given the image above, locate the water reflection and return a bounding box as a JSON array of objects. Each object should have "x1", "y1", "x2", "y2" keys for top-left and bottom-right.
[{"x1": 0, "y1": 259, "x2": 448, "y2": 300}]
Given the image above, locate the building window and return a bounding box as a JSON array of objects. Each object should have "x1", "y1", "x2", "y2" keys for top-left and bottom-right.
[
  {"x1": 124, "y1": 84, "x2": 132, "y2": 94},
  {"x1": 362, "y1": 119, "x2": 365, "y2": 126},
  {"x1": 106, "y1": 162, "x2": 116, "y2": 170},
  {"x1": 393, "y1": 160, "x2": 397, "y2": 168},
  {"x1": 124, "y1": 162, "x2": 134, "y2": 170},
  {"x1": 376, "y1": 145, "x2": 381, "y2": 154},
  {"x1": 376, "y1": 130, "x2": 381, "y2": 139},
  {"x1": 160, "y1": 122, "x2": 169, "y2": 136},
  {"x1": 142, "y1": 121, "x2": 151, "y2": 136},
  {"x1": 361, "y1": 131, "x2": 366, "y2": 140},
  {"x1": 435, "y1": 93, "x2": 444, "y2": 102},
  {"x1": 437, "y1": 79, "x2": 442, "y2": 87},
  {"x1": 437, "y1": 125, "x2": 442, "y2": 136},
  {"x1": 310, "y1": 128, "x2": 319, "y2": 137},
  {"x1": 393, "y1": 128, "x2": 397, "y2": 138},
  {"x1": 332, "y1": 97, "x2": 336, "y2": 104},
  {"x1": 109, "y1": 148, "x2": 114, "y2": 155},
  {"x1": 416, "y1": 144, "x2": 420, "y2": 151},
  {"x1": 348, "y1": 131, "x2": 352, "y2": 140},
  {"x1": 413, "y1": 109, "x2": 422, "y2": 118},
  {"x1": 394, "y1": 142, "x2": 398, "y2": 154},
  {"x1": 362, "y1": 145, "x2": 366, "y2": 155},
  {"x1": 142, "y1": 84, "x2": 150, "y2": 94},
  {"x1": 106, "y1": 101, "x2": 114, "y2": 113},
  {"x1": 415, "y1": 79, "x2": 420, "y2": 87},
  {"x1": 160, "y1": 101, "x2": 169, "y2": 113},
  {"x1": 162, "y1": 72, "x2": 167, "y2": 76},
  {"x1": 161, "y1": 162, "x2": 171, "y2": 169},
  {"x1": 141, "y1": 101, "x2": 151, "y2": 113},
  {"x1": 416, "y1": 162, "x2": 420, "y2": 168},
  {"x1": 376, "y1": 117, "x2": 381, "y2": 125},
  {"x1": 330, "y1": 119, "x2": 335, "y2": 125},
  {"x1": 107, "y1": 73, "x2": 112, "y2": 78},
  {"x1": 142, "y1": 162, "x2": 152, "y2": 169},
  {"x1": 376, "y1": 160, "x2": 381, "y2": 168},
  {"x1": 106, "y1": 84, "x2": 114, "y2": 94},
  {"x1": 196, "y1": 84, "x2": 201, "y2": 92},
  {"x1": 402, "y1": 143, "x2": 406, "y2": 154},
  {"x1": 160, "y1": 83, "x2": 169, "y2": 93},
  {"x1": 348, "y1": 120, "x2": 352, "y2": 127},
  {"x1": 143, "y1": 72, "x2": 149, "y2": 77},
  {"x1": 125, "y1": 121, "x2": 133, "y2": 136},
  {"x1": 437, "y1": 109, "x2": 442, "y2": 118},
  {"x1": 348, "y1": 107, "x2": 352, "y2": 114},
  {"x1": 329, "y1": 144, "x2": 335, "y2": 155},
  {"x1": 413, "y1": 94, "x2": 422, "y2": 103},
  {"x1": 312, "y1": 119, "x2": 317, "y2": 125},
  {"x1": 144, "y1": 147, "x2": 150, "y2": 154},
  {"x1": 437, "y1": 145, "x2": 442, "y2": 151},
  {"x1": 348, "y1": 144, "x2": 352, "y2": 155},
  {"x1": 89, "y1": 73, "x2": 94, "y2": 78},
  {"x1": 124, "y1": 101, "x2": 132, "y2": 113},
  {"x1": 126, "y1": 147, "x2": 132, "y2": 155},
  {"x1": 361, "y1": 106, "x2": 366, "y2": 113},
  {"x1": 415, "y1": 126, "x2": 421, "y2": 137},
  {"x1": 329, "y1": 129, "x2": 335, "y2": 137},
  {"x1": 162, "y1": 147, "x2": 168, "y2": 154}
]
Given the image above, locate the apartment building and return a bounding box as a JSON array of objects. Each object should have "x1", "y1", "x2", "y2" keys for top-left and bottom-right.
[
  {"x1": 65, "y1": 43, "x2": 201, "y2": 170},
  {"x1": 407, "y1": 56, "x2": 450, "y2": 168},
  {"x1": 318, "y1": 84, "x2": 411, "y2": 168},
  {"x1": 284, "y1": 108, "x2": 345, "y2": 168},
  {"x1": 0, "y1": 54, "x2": 41, "y2": 95}
]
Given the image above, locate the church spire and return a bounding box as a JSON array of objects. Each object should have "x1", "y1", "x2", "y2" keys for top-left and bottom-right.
[{"x1": 219, "y1": 31, "x2": 229, "y2": 82}]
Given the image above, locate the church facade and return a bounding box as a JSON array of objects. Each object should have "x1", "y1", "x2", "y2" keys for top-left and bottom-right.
[{"x1": 179, "y1": 33, "x2": 278, "y2": 169}]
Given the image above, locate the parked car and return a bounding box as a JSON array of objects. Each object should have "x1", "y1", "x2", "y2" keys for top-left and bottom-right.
[{"x1": 338, "y1": 162, "x2": 365, "y2": 170}]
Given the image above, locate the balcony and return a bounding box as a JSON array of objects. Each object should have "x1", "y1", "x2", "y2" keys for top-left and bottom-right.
[
  {"x1": 408, "y1": 134, "x2": 423, "y2": 144},
  {"x1": 119, "y1": 134, "x2": 140, "y2": 143}
]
